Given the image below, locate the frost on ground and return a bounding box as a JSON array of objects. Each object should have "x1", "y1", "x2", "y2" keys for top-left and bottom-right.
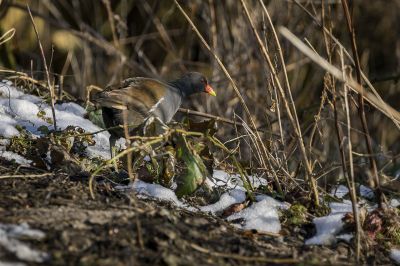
[{"x1": 0, "y1": 223, "x2": 48, "y2": 264}]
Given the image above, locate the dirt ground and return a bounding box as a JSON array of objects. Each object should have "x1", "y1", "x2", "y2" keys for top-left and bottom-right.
[{"x1": 0, "y1": 167, "x2": 392, "y2": 266}]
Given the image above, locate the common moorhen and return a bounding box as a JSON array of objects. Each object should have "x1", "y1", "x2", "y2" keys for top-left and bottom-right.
[{"x1": 92, "y1": 72, "x2": 216, "y2": 158}]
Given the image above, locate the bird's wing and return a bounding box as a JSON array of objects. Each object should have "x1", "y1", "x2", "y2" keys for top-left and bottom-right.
[{"x1": 93, "y1": 78, "x2": 167, "y2": 116}]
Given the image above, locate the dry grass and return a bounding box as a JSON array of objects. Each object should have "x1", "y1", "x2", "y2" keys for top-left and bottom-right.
[{"x1": 1, "y1": 0, "x2": 400, "y2": 260}]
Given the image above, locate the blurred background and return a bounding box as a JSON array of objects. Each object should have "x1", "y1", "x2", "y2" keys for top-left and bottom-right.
[{"x1": 0, "y1": 0, "x2": 399, "y2": 179}]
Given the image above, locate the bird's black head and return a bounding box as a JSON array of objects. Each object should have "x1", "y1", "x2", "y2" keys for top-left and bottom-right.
[{"x1": 172, "y1": 72, "x2": 216, "y2": 97}]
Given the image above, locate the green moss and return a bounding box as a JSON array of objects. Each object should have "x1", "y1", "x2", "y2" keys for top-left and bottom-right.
[{"x1": 284, "y1": 204, "x2": 308, "y2": 226}]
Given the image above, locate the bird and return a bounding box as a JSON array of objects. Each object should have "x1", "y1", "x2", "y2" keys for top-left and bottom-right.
[{"x1": 91, "y1": 72, "x2": 216, "y2": 161}]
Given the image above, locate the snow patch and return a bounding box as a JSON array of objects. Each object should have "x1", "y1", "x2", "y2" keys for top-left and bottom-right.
[
  {"x1": 227, "y1": 196, "x2": 288, "y2": 234},
  {"x1": 200, "y1": 189, "x2": 246, "y2": 214},
  {"x1": 118, "y1": 170, "x2": 288, "y2": 234},
  {"x1": 308, "y1": 183, "x2": 400, "y2": 246},
  {"x1": 209, "y1": 170, "x2": 267, "y2": 190},
  {"x1": 360, "y1": 185, "x2": 374, "y2": 199},
  {"x1": 130, "y1": 179, "x2": 187, "y2": 208},
  {"x1": 0, "y1": 151, "x2": 32, "y2": 165},
  {"x1": 0, "y1": 80, "x2": 112, "y2": 162},
  {"x1": 391, "y1": 249, "x2": 400, "y2": 264},
  {"x1": 390, "y1": 199, "x2": 400, "y2": 208},
  {"x1": 330, "y1": 185, "x2": 349, "y2": 198},
  {"x1": 305, "y1": 200, "x2": 353, "y2": 245},
  {"x1": 0, "y1": 223, "x2": 48, "y2": 263}
]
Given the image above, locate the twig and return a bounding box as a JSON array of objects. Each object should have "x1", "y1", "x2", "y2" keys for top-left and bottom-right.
[
  {"x1": 123, "y1": 110, "x2": 134, "y2": 181},
  {"x1": 135, "y1": 216, "x2": 144, "y2": 250},
  {"x1": 102, "y1": 0, "x2": 119, "y2": 48},
  {"x1": 89, "y1": 138, "x2": 164, "y2": 199},
  {"x1": 0, "y1": 173, "x2": 53, "y2": 179},
  {"x1": 340, "y1": 46, "x2": 361, "y2": 262},
  {"x1": 178, "y1": 108, "x2": 278, "y2": 136},
  {"x1": 239, "y1": 0, "x2": 317, "y2": 204},
  {"x1": 0, "y1": 28, "x2": 15, "y2": 46},
  {"x1": 189, "y1": 242, "x2": 298, "y2": 264},
  {"x1": 27, "y1": 5, "x2": 57, "y2": 130},
  {"x1": 340, "y1": 0, "x2": 382, "y2": 210}
]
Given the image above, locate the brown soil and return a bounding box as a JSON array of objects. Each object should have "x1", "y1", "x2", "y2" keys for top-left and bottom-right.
[{"x1": 0, "y1": 170, "x2": 391, "y2": 265}]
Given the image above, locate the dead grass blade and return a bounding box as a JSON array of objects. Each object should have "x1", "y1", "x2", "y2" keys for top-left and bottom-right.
[
  {"x1": 27, "y1": 5, "x2": 57, "y2": 131},
  {"x1": 0, "y1": 28, "x2": 15, "y2": 46},
  {"x1": 279, "y1": 27, "x2": 400, "y2": 128}
]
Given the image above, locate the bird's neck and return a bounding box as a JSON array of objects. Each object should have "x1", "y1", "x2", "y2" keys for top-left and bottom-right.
[{"x1": 168, "y1": 79, "x2": 193, "y2": 98}]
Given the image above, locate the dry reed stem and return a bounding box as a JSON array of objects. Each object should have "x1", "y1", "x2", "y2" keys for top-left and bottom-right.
[
  {"x1": 0, "y1": 28, "x2": 15, "y2": 46},
  {"x1": 292, "y1": 0, "x2": 400, "y2": 130},
  {"x1": 27, "y1": 5, "x2": 57, "y2": 130},
  {"x1": 102, "y1": 0, "x2": 119, "y2": 48},
  {"x1": 340, "y1": 0, "x2": 382, "y2": 210},
  {"x1": 178, "y1": 108, "x2": 278, "y2": 136},
  {"x1": 12, "y1": 3, "x2": 155, "y2": 79},
  {"x1": 173, "y1": 0, "x2": 283, "y2": 194},
  {"x1": 239, "y1": 0, "x2": 318, "y2": 204},
  {"x1": 279, "y1": 27, "x2": 400, "y2": 126},
  {"x1": 123, "y1": 110, "x2": 134, "y2": 181},
  {"x1": 340, "y1": 47, "x2": 361, "y2": 261},
  {"x1": 0, "y1": 173, "x2": 53, "y2": 179},
  {"x1": 141, "y1": 0, "x2": 186, "y2": 73}
]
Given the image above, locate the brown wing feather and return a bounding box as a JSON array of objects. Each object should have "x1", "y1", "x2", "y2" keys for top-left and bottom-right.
[{"x1": 93, "y1": 78, "x2": 167, "y2": 114}]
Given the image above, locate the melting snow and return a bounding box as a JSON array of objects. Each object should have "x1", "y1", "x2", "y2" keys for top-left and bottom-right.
[
  {"x1": 209, "y1": 170, "x2": 268, "y2": 190},
  {"x1": 0, "y1": 150, "x2": 32, "y2": 165},
  {"x1": 0, "y1": 223, "x2": 48, "y2": 263},
  {"x1": 330, "y1": 185, "x2": 349, "y2": 199},
  {"x1": 391, "y1": 249, "x2": 400, "y2": 264},
  {"x1": 359, "y1": 185, "x2": 374, "y2": 199},
  {"x1": 0, "y1": 80, "x2": 112, "y2": 162},
  {"x1": 308, "y1": 184, "x2": 400, "y2": 246},
  {"x1": 131, "y1": 179, "x2": 188, "y2": 208},
  {"x1": 119, "y1": 171, "x2": 289, "y2": 234},
  {"x1": 306, "y1": 200, "x2": 355, "y2": 245},
  {"x1": 200, "y1": 189, "x2": 246, "y2": 214},
  {"x1": 227, "y1": 196, "x2": 288, "y2": 234}
]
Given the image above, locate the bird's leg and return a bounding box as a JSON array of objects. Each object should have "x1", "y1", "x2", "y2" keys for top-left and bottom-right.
[{"x1": 109, "y1": 135, "x2": 119, "y2": 172}]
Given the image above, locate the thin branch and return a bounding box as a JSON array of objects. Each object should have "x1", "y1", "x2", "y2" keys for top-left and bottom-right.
[
  {"x1": 178, "y1": 108, "x2": 278, "y2": 136},
  {"x1": 239, "y1": 0, "x2": 317, "y2": 204},
  {"x1": 0, "y1": 173, "x2": 53, "y2": 179},
  {"x1": 27, "y1": 5, "x2": 57, "y2": 130},
  {"x1": 340, "y1": 0, "x2": 382, "y2": 209},
  {"x1": 340, "y1": 46, "x2": 361, "y2": 261}
]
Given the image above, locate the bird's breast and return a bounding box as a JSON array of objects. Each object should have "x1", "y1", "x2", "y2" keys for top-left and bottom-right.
[{"x1": 151, "y1": 89, "x2": 182, "y2": 123}]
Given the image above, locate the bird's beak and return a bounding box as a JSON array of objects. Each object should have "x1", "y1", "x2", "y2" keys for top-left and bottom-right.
[{"x1": 205, "y1": 84, "x2": 216, "y2": 96}]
